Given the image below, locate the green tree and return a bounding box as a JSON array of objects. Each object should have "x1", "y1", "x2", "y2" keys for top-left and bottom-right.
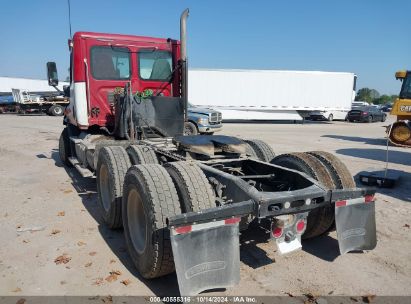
[
  {"x1": 369, "y1": 89, "x2": 380, "y2": 100},
  {"x1": 373, "y1": 94, "x2": 398, "y2": 105},
  {"x1": 355, "y1": 87, "x2": 382, "y2": 104}
]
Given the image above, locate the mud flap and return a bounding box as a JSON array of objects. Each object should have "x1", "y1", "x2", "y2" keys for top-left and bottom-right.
[
  {"x1": 335, "y1": 197, "x2": 377, "y2": 254},
  {"x1": 170, "y1": 218, "x2": 240, "y2": 296}
]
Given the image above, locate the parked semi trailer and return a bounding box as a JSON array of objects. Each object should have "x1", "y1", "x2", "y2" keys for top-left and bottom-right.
[
  {"x1": 188, "y1": 69, "x2": 356, "y2": 121},
  {"x1": 51, "y1": 9, "x2": 376, "y2": 295}
]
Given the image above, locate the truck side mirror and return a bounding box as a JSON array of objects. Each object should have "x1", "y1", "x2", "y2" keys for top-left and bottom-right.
[
  {"x1": 47, "y1": 62, "x2": 59, "y2": 86},
  {"x1": 63, "y1": 85, "x2": 70, "y2": 97}
]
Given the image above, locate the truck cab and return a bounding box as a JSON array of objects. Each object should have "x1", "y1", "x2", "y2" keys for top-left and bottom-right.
[{"x1": 63, "y1": 31, "x2": 182, "y2": 131}]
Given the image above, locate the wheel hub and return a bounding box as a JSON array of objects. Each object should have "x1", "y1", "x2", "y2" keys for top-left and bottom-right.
[
  {"x1": 127, "y1": 188, "x2": 147, "y2": 254},
  {"x1": 99, "y1": 164, "x2": 111, "y2": 212}
]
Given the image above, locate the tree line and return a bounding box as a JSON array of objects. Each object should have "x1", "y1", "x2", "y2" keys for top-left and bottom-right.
[{"x1": 355, "y1": 88, "x2": 397, "y2": 105}]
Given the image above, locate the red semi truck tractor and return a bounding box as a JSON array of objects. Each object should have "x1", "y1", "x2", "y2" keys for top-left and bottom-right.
[{"x1": 48, "y1": 9, "x2": 377, "y2": 296}]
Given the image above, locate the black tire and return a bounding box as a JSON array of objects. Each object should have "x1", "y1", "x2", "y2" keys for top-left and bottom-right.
[
  {"x1": 58, "y1": 128, "x2": 72, "y2": 166},
  {"x1": 96, "y1": 146, "x2": 131, "y2": 229},
  {"x1": 307, "y1": 151, "x2": 355, "y2": 189},
  {"x1": 126, "y1": 145, "x2": 159, "y2": 165},
  {"x1": 49, "y1": 105, "x2": 64, "y2": 116},
  {"x1": 307, "y1": 151, "x2": 355, "y2": 234},
  {"x1": 244, "y1": 139, "x2": 275, "y2": 162},
  {"x1": 381, "y1": 115, "x2": 386, "y2": 122},
  {"x1": 164, "y1": 161, "x2": 215, "y2": 213},
  {"x1": 327, "y1": 114, "x2": 333, "y2": 122},
  {"x1": 122, "y1": 164, "x2": 181, "y2": 278},
  {"x1": 184, "y1": 121, "x2": 198, "y2": 135},
  {"x1": 271, "y1": 153, "x2": 335, "y2": 239},
  {"x1": 244, "y1": 142, "x2": 259, "y2": 159},
  {"x1": 368, "y1": 115, "x2": 373, "y2": 123}
]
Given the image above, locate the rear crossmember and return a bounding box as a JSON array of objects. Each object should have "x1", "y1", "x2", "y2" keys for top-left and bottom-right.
[{"x1": 167, "y1": 187, "x2": 375, "y2": 227}]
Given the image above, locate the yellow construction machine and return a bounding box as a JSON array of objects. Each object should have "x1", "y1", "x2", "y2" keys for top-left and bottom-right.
[{"x1": 388, "y1": 70, "x2": 411, "y2": 146}]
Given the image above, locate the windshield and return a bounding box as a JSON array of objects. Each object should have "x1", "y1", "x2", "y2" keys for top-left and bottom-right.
[
  {"x1": 138, "y1": 50, "x2": 172, "y2": 81},
  {"x1": 400, "y1": 72, "x2": 411, "y2": 99},
  {"x1": 90, "y1": 46, "x2": 130, "y2": 80}
]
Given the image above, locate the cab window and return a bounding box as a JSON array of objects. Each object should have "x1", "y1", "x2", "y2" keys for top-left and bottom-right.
[
  {"x1": 400, "y1": 73, "x2": 411, "y2": 99},
  {"x1": 90, "y1": 46, "x2": 130, "y2": 80},
  {"x1": 138, "y1": 50, "x2": 172, "y2": 81}
]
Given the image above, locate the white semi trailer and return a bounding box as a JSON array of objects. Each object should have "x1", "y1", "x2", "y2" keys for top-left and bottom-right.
[{"x1": 188, "y1": 69, "x2": 356, "y2": 121}]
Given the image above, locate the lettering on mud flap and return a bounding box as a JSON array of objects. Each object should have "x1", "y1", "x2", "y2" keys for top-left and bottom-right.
[
  {"x1": 341, "y1": 228, "x2": 366, "y2": 240},
  {"x1": 185, "y1": 261, "x2": 227, "y2": 279}
]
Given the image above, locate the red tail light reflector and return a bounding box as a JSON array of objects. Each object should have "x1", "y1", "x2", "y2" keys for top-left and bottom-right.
[
  {"x1": 175, "y1": 225, "x2": 192, "y2": 234},
  {"x1": 272, "y1": 227, "x2": 283, "y2": 238},
  {"x1": 296, "y1": 220, "x2": 306, "y2": 233},
  {"x1": 335, "y1": 200, "x2": 347, "y2": 207},
  {"x1": 365, "y1": 195, "x2": 375, "y2": 203},
  {"x1": 225, "y1": 217, "x2": 241, "y2": 225}
]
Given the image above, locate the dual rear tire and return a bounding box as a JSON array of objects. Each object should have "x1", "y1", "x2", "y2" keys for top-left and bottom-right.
[
  {"x1": 122, "y1": 161, "x2": 215, "y2": 278},
  {"x1": 122, "y1": 164, "x2": 181, "y2": 278},
  {"x1": 271, "y1": 151, "x2": 354, "y2": 239},
  {"x1": 244, "y1": 139, "x2": 276, "y2": 162},
  {"x1": 96, "y1": 145, "x2": 216, "y2": 279},
  {"x1": 96, "y1": 146, "x2": 131, "y2": 229}
]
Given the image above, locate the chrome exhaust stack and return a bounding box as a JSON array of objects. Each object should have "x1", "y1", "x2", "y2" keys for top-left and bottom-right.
[{"x1": 180, "y1": 8, "x2": 189, "y2": 122}]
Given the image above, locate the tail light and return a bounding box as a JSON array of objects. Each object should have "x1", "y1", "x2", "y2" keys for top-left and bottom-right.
[
  {"x1": 364, "y1": 194, "x2": 375, "y2": 203},
  {"x1": 362, "y1": 112, "x2": 368, "y2": 115},
  {"x1": 272, "y1": 226, "x2": 283, "y2": 238},
  {"x1": 296, "y1": 219, "x2": 306, "y2": 234}
]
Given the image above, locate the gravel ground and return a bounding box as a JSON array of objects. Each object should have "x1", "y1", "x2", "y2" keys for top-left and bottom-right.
[{"x1": 0, "y1": 114, "x2": 410, "y2": 298}]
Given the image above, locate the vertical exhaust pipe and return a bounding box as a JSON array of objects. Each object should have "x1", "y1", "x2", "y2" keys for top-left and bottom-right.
[{"x1": 180, "y1": 8, "x2": 189, "y2": 122}]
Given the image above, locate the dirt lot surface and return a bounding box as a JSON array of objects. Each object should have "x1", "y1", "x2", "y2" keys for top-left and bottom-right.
[{"x1": 0, "y1": 114, "x2": 410, "y2": 297}]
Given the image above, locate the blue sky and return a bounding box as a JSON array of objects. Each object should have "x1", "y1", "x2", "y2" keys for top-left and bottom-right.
[{"x1": 0, "y1": 0, "x2": 409, "y2": 94}]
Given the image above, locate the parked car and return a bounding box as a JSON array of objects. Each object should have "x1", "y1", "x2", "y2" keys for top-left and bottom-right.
[
  {"x1": 346, "y1": 106, "x2": 387, "y2": 122},
  {"x1": 381, "y1": 104, "x2": 393, "y2": 112},
  {"x1": 370, "y1": 104, "x2": 382, "y2": 110},
  {"x1": 309, "y1": 110, "x2": 348, "y2": 121},
  {"x1": 184, "y1": 102, "x2": 223, "y2": 135},
  {"x1": 352, "y1": 101, "x2": 369, "y2": 107}
]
